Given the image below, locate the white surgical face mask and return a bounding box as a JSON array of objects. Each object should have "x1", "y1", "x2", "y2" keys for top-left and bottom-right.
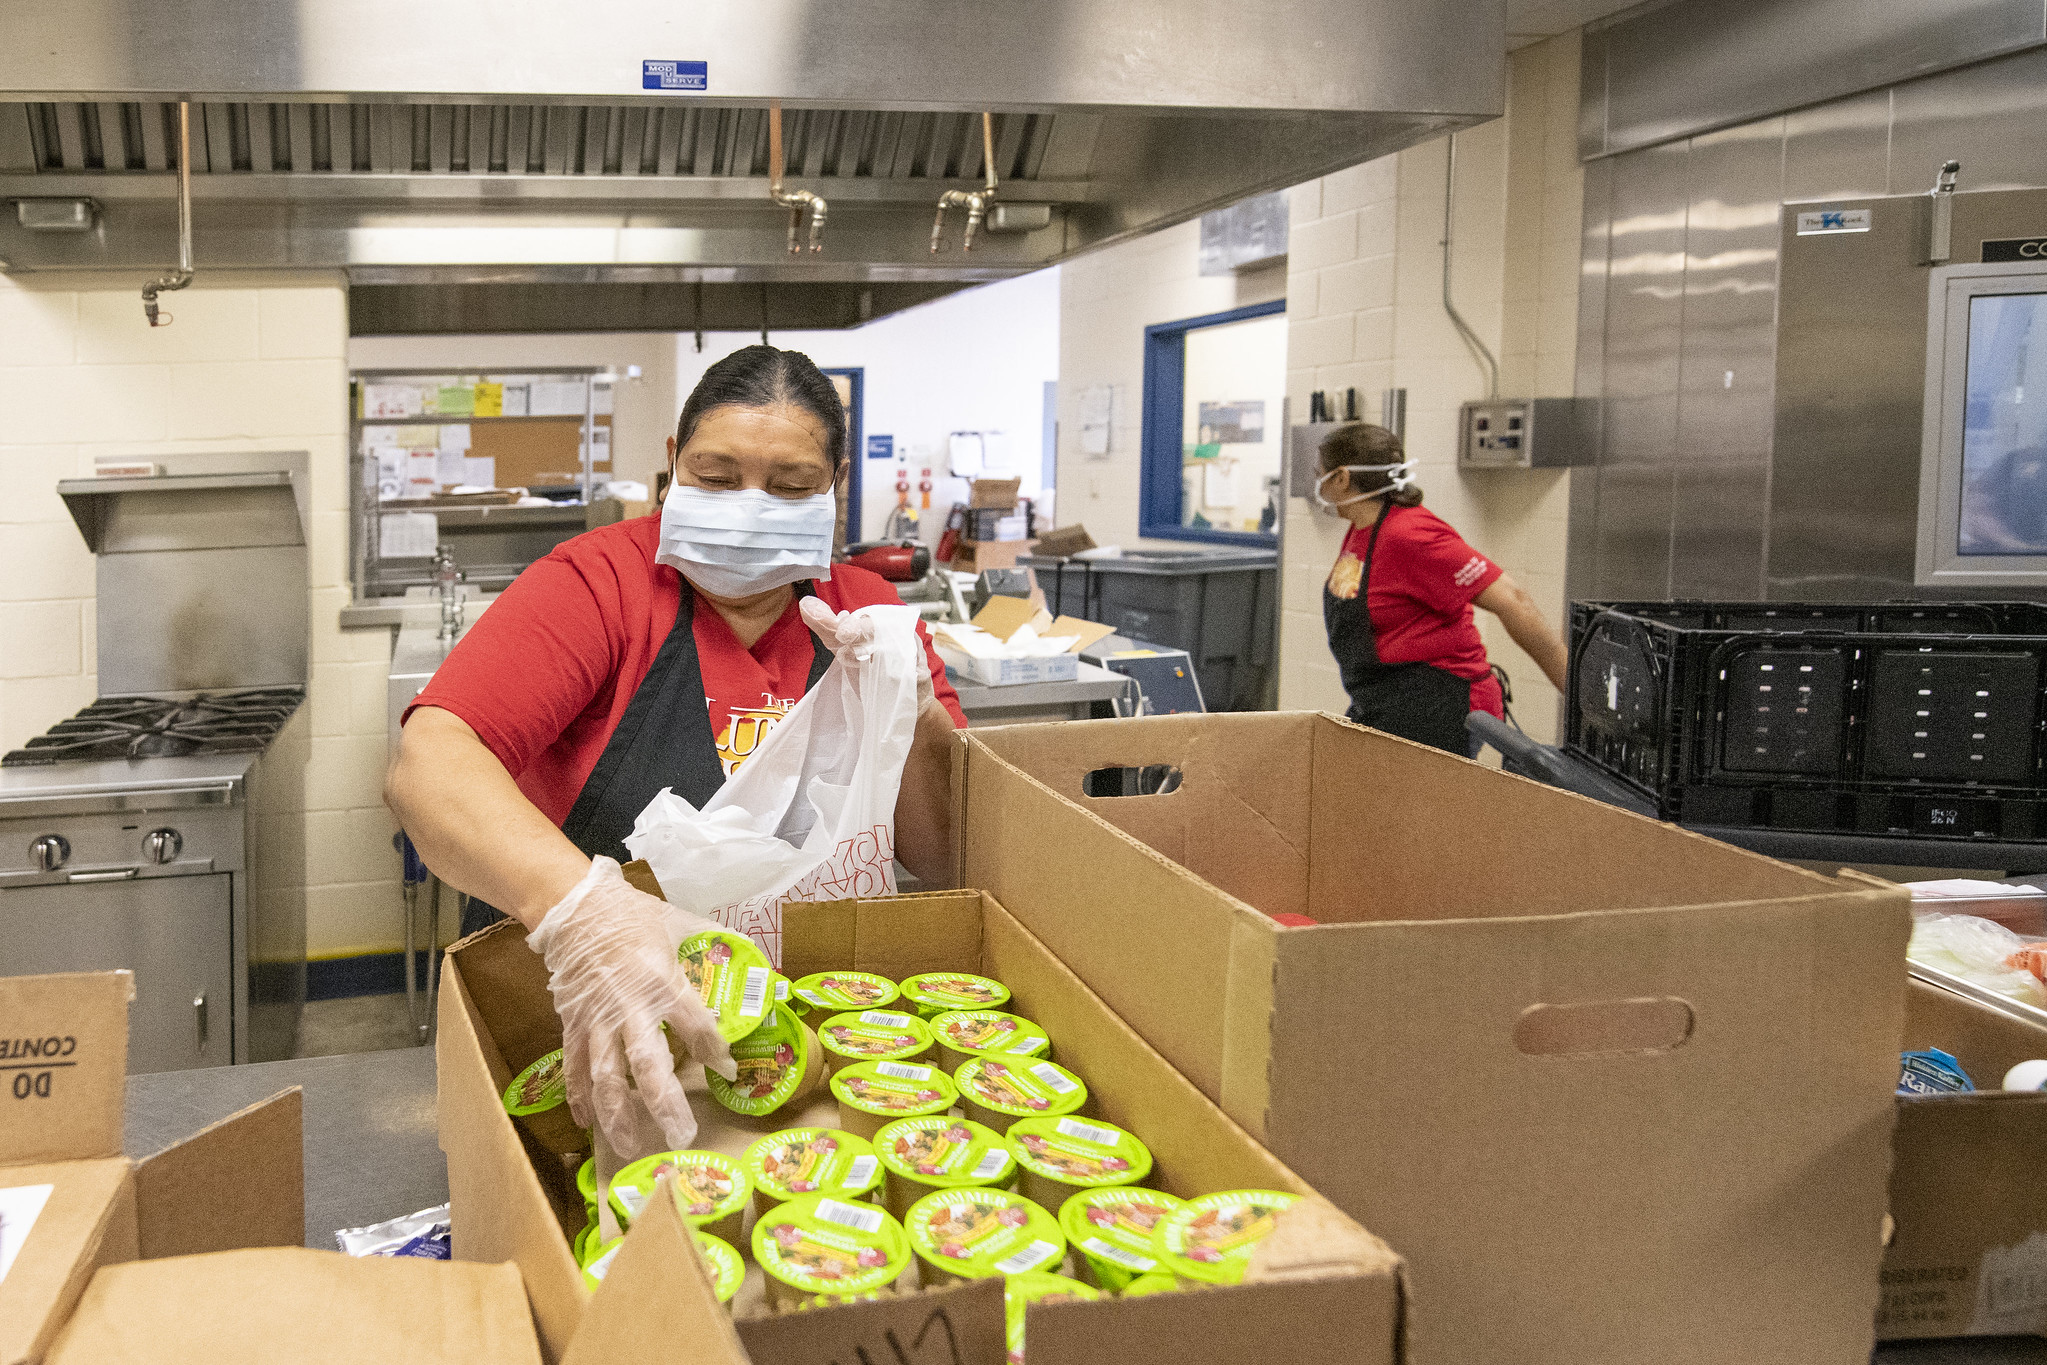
[
  {"x1": 1313, "y1": 461, "x2": 1415, "y2": 512},
  {"x1": 656, "y1": 484, "x2": 837, "y2": 598}
]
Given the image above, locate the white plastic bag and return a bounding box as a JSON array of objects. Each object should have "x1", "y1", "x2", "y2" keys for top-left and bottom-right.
[
  {"x1": 624, "y1": 599, "x2": 925, "y2": 965},
  {"x1": 1908, "y1": 909, "x2": 2047, "y2": 1008}
]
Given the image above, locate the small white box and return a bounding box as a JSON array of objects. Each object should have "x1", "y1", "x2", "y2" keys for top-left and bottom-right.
[{"x1": 936, "y1": 645, "x2": 1079, "y2": 687}]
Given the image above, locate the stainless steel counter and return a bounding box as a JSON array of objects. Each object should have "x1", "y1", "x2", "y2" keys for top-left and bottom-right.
[{"x1": 124, "y1": 1046, "x2": 443, "y2": 1250}]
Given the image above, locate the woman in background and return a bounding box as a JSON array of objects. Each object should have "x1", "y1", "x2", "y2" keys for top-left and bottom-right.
[{"x1": 1315, "y1": 423, "x2": 1568, "y2": 755}]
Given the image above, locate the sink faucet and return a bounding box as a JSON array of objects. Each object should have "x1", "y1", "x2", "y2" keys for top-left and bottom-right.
[{"x1": 432, "y1": 544, "x2": 465, "y2": 641}]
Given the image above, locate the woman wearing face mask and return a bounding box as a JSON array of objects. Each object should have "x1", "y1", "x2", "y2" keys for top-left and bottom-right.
[
  {"x1": 386, "y1": 345, "x2": 966, "y2": 1156},
  {"x1": 1315, "y1": 423, "x2": 1568, "y2": 756}
]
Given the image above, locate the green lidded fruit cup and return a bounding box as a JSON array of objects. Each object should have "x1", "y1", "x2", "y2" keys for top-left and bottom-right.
[
  {"x1": 607, "y1": 1149, "x2": 752, "y2": 1248},
  {"x1": 501, "y1": 1049, "x2": 589, "y2": 1156},
  {"x1": 829, "y1": 1059, "x2": 957, "y2": 1141},
  {"x1": 789, "y1": 970, "x2": 901, "y2": 1019},
  {"x1": 742, "y1": 1127, "x2": 884, "y2": 1216},
  {"x1": 581, "y1": 1235, "x2": 623, "y2": 1294},
  {"x1": 1152, "y1": 1189, "x2": 1301, "y2": 1288},
  {"x1": 677, "y1": 929, "x2": 777, "y2": 1047},
  {"x1": 1009, "y1": 1115, "x2": 1150, "y2": 1215},
  {"x1": 1005, "y1": 1271, "x2": 1100, "y2": 1364},
  {"x1": 1058, "y1": 1186, "x2": 1184, "y2": 1292},
  {"x1": 817, "y1": 1009, "x2": 933, "y2": 1074},
  {"x1": 899, "y1": 971, "x2": 1010, "y2": 1021},
  {"x1": 707, "y1": 1001, "x2": 824, "y2": 1121},
  {"x1": 752, "y1": 1193, "x2": 912, "y2": 1311},
  {"x1": 903, "y1": 1186, "x2": 1067, "y2": 1287},
  {"x1": 693, "y1": 1231, "x2": 744, "y2": 1306},
  {"x1": 872, "y1": 1116, "x2": 1016, "y2": 1221},
  {"x1": 953, "y1": 1057, "x2": 1087, "y2": 1134},
  {"x1": 929, "y1": 1010, "x2": 1051, "y2": 1073}
]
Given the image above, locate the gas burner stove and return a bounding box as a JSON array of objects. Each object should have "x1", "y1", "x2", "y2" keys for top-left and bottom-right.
[{"x1": 2, "y1": 688, "x2": 306, "y2": 766}]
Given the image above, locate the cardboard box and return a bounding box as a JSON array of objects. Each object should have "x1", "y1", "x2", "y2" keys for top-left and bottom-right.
[
  {"x1": 1879, "y1": 978, "x2": 2047, "y2": 1339},
  {"x1": 437, "y1": 889, "x2": 1408, "y2": 1365},
  {"x1": 1032, "y1": 525, "x2": 1097, "y2": 559},
  {"x1": 967, "y1": 477, "x2": 1023, "y2": 510},
  {"x1": 0, "y1": 970, "x2": 536, "y2": 1365},
  {"x1": 954, "y1": 712, "x2": 1912, "y2": 1365},
  {"x1": 950, "y1": 539, "x2": 1035, "y2": 575}
]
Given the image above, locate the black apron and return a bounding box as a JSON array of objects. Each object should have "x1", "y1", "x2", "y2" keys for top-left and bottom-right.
[
  {"x1": 459, "y1": 582, "x2": 832, "y2": 936},
  {"x1": 1323, "y1": 501, "x2": 1480, "y2": 757}
]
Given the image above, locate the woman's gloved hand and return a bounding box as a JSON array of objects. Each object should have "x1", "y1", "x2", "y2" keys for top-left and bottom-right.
[
  {"x1": 802, "y1": 597, "x2": 935, "y2": 712},
  {"x1": 526, "y1": 856, "x2": 737, "y2": 1159}
]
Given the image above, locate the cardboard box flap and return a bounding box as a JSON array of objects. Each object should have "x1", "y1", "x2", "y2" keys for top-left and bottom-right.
[
  {"x1": 43, "y1": 1246, "x2": 539, "y2": 1365},
  {"x1": 970, "y1": 595, "x2": 1047, "y2": 643},
  {"x1": 1026, "y1": 1274, "x2": 1402, "y2": 1365},
  {"x1": 738, "y1": 1277, "x2": 1005, "y2": 1365},
  {"x1": 0, "y1": 972, "x2": 133, "y2": 1165},
  {"x1": 437, "y1": 937, "x2": 587, "y2": 1363},
  {"x1": 0, "y1": 1157, "x2": 136, "y2": 1365},
  {"x1": 562, "y1": 1174, "x2": 747, "y2": 1365},
  {"x1": 132, "y1": 1089, "x2": 304, "y2": 1261},
  {"x1": 1047, "y1": 615, "x2": 1116, "y2": 654}
]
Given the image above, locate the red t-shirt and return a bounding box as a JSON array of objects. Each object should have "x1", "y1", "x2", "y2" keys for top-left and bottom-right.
[
  {"x1": 406, "y1": 515, "x2": 965, "y2": 826},
  {"x1": 1326, "y1": 504, "x2": 1506, "y2": 716}
]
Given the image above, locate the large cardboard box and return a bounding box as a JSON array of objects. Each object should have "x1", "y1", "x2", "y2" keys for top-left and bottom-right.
[
  {"x1": 437, "y1": 889, "x2": 1409, "y2": 1365},
  {"x1": 0, "y1": 970, "x2": 536, "y2": 1365},
  {"x1": 955, "y1": 712, "x2": 1913, "y2": 1365},
  {"x1": 1880, "y1": 978, "x2": 2047, "y2": 1339}
]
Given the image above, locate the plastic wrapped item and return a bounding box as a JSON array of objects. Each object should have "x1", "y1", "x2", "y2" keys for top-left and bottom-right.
[
  {"x1": 1906, "y1": 911, "x2": 2047, "y2": 1009},
  {"x1": 335, "y1": 1204, "x2": 452, "y2": 1259}
]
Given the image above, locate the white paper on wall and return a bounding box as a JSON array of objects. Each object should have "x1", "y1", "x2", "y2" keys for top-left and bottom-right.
[
  {"x1": 374, "y1": 448, "x2": 405, "y2": 501},
  {"x1": 438, "y1": 423, "x2": 472, "y2": 452},
  {"x1": 463, "y1": 457, "x2": 497, "y2": 487},
  {"x1": 1079, "y1": 385, "x2": 1114, "y2": 458},
  {"x1": 363, "y1": 384, "x2": 421, "y2": 419},
  {"x1": 434, "y1": 449, "x2": 468, "y2": 484},
  {"x1": 379, "y1": 511, "x2": 440, "y2": 559}
]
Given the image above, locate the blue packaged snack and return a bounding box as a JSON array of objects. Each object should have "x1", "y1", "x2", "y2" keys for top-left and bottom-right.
[{"x1": 1898, "y1": 1048, "x2": 1975, "y2": 1095}]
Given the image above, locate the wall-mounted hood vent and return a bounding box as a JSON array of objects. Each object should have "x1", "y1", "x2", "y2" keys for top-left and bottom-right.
[{"x1": 0, "y1": 0, "x2": 1503, "y2": 329}]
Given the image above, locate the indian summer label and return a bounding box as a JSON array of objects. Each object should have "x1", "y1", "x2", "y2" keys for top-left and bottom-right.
[
  {"x1": 1154, "y1": 1189, "x2": 1300, "y2": 1285},
  {"x1": 1009, "y1": 1115, "x2": 1150, "y2": 1188},
  {"x1": 876, "y1": 1117, "x2": 1013, "y2": 1186},
  {"x1": 610, "y1": 1150, "x2": 749, "y2": 1226},
  {"x1": 832, "y1": 1061, "x2": 956, "y2": 1116},
  {"x1": 906, "y1": 1188, "x2": 1066, "y2": 1277},
  {"x1": 503, "y1": 1049, "x2": 567, "y2": 1114},
  {"x1": 956, "y1": 1058, "x2": 1086, "y2": 1118},
  {"x1": 752, "y1": 1194, "x2": 909, "y2": 1296},
  {"x1": 678, "y1": 930, "x2": 775, "y2": 1043},
  {"x1": 901, "y1": 972, "x2": 1010, "y2": 1014},
  {"x1": 744, "y1": 1128, "x2": 882, "y2": 1200},
  {"x1": 933, "y1": 1010, "x2": 1050, "y2": 1058},
  {"x1": 792, "y1": 971, "x2": 900, "y2": 1012},
  {"x1": 819, "y1": 1010, "x2": 932, "y2": 1063}
]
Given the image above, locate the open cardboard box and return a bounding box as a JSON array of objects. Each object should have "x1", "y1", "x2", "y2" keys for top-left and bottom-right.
[
  {"x1": 437, "y1": 888, "x2": 1407, "y2": 1365},
  {"x1": 955, "y1": 712, "x2": 1914, "y2": 1365},
  {"x1": 1880, "y1": 978, "x2": 2047, "y2": 1339},
  {"x1": 0, "y1": 971, "x2": 535, "y2": 1365}
]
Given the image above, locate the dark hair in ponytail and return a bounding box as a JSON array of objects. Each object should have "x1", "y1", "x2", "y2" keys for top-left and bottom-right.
[
  {"x1": 1318, "y1": 422, "x2": 1423, "y2": 507},
  {"x1": 676, "y1": 344, "x2": 847, "y2": 468}
]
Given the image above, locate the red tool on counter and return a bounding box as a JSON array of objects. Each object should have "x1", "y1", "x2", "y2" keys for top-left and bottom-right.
[{"x1": 843, "y1": 541, "x2": 931, "y2": 582}]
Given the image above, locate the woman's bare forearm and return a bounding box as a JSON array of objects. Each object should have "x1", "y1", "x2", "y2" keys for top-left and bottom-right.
[
  {"x1": 1475, "y1": 575, "x2": 1570, "y2": 694},
  {"x1": 384, "y1": 706, "x2": 591, "y2": 929},
  {"x1": 892, "y1": 701, "x2": 959, "y2": 886}
]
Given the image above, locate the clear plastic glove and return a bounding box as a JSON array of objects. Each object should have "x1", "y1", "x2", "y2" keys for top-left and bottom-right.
[
  {"x1": 803, "y1": 596, "x2": 934, "y2": 713},
  {"x1": 527, "y1": 856, "x2": 738, "y2": 1159}
]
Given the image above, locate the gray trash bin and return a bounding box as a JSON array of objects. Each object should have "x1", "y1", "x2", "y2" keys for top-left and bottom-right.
[{"x1": 1025, "y1": 548, "x2": 1277, "y2": 711}]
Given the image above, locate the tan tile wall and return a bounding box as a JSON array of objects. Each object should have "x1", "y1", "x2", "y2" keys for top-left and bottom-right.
[
  {"x1": 1277, "y1": 33, "x2": 1584, "y2": 741},
  {"x1": 1054, "y1": 219, "x2": 1286, "y2": 546},
  {"x1": 0, "y1": 272, "x2": 405, "y2": 959}
]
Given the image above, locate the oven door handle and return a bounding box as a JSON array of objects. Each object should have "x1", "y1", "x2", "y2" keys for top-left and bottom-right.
[{"x1": 67, "y1": 867, "x2": 140, "y2": 882}]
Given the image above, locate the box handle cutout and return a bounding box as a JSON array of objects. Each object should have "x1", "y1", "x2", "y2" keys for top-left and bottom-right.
[
  {"x1": 1514, "y1": 997, "x2": 1694, "y2": 1058},
  {"x1": 1081, "y1": 764, "x2": 1184, "y2": 798}
]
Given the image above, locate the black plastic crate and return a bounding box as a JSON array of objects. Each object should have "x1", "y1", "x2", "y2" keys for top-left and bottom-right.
[{"x1": 1566, "y1": 601, "x2": 2047, "y2": 837}]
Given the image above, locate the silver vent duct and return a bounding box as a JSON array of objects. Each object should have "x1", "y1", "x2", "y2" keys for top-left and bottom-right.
[{"x1": 0, "y1": 0, "x2": 1503, "y2": 328}]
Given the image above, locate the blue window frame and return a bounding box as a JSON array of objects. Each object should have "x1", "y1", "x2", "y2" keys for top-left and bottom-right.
[{"x1": 1140, "y1": 299, "x2": 1286, "y2": 546}]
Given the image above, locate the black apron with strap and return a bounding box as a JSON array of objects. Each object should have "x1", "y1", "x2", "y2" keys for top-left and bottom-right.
[
  {"x1": 1323, "y1": 500, "x2": 1478, "y2": 757},
  {"x1": 459, "y1": 582, "x2": 832, "y2": 935}
]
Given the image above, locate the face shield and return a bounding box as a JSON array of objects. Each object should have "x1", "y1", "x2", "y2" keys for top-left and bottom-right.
[{"x1": 1313, "y1": 461, "x2": 1416, "y2": 512}]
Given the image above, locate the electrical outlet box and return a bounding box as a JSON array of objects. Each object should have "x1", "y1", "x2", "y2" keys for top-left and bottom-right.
[{"x1": 1458, "y1": 397, "x2": 1595, "y2": 468}]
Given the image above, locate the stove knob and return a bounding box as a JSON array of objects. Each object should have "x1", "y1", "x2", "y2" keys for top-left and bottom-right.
[
  {"x1": 30, "y1": 835, "x2": 70, "y2": 872},
  {"x1": 143, "y1": 829, "x2": 183, "y2": 865}
]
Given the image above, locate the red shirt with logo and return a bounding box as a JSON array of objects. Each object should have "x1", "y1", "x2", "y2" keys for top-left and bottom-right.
[
  {"x1": 1325, "y1": 504, "x2": 1506, "y2": 716},
  {"x1": 406, "y1": 514, "x2": 965, "y2": 826}
]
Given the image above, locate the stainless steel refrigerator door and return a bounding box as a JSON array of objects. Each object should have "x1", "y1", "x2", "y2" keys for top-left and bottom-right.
[{"x1": 0, "y1": 873, "x2": 234, "y2": 1073}]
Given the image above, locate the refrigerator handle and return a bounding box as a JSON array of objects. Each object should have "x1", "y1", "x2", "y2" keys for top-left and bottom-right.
[{"x1": 195, "y1": 993, "x2": 209, "y2": 1053}]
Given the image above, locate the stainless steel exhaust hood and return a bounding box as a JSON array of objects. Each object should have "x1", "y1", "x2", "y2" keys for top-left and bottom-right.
[{"x1": 0, "y1": 0, "x2": 1502, "y2": 327}]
